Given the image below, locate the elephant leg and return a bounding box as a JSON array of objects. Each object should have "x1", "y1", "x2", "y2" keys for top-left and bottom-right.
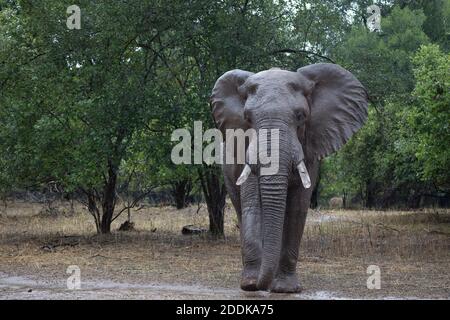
[
  {"x1": 270, "y1": 184, "x2": 307, "y2": 293},
  {"x1": 223, "y1": 163, "x2": 243, "y2": 224},
  {"x1": 271, "y1": 161, "x2": 319, "y2": 293},
  {"x1": 239, "y1": 174, "x2": 262, "y2": 291}
]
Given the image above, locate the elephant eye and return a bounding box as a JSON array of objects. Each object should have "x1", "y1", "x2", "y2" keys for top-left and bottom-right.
[
  {"x1": 247, "y1": 84, "x2": 258, "y2": 96},
  {"x1": 288, "y1": 82, "x2": 301, "y2": 92},
  {"x1": 238, "y1": 86, "x2": 248, "y2": 100},
  {"x1": 296, "y1": 111, "x2": 306, "y2": 124}
]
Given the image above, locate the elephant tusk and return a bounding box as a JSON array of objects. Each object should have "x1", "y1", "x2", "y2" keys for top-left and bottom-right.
[
  {"x1": 236, "y1": 164, "x2": 252, "y2": 186},
  {"x1": 236, "y1": 131, "x2": 257, "y2": 186},
  {"x1": 297, "y1": 160, "x2": 311, "y2": 189}
]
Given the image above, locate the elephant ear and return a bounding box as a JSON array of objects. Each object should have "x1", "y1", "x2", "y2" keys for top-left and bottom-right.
[
  {"x1": 297, "y1": 63, "x2": 369, "y2": 160},
  {"x1": 210, "y1": 69, "x2": 254, "y2": 134}
]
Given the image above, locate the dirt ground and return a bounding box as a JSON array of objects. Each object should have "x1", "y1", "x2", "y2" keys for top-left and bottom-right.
[{"x1": 0, "y1": 201, "x2": 449, "y2": 300}]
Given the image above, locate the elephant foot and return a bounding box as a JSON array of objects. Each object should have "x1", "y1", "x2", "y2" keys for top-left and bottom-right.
[
  {"x1": 240, "y1": 268, "x2": 259, "y2": 291},
  {"x1": 270, "y1": 273, "x2": 302, "y2": 293},
  {"x1": 240, "y1": 277, "x2": 258, "y2": 291}
]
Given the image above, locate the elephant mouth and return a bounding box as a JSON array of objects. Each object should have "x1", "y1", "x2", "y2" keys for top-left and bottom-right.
[{"x1": 236, "y1": 133, "x2": 311, "y2": 189}]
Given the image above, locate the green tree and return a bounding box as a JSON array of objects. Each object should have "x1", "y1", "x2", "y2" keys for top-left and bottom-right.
[
  {"x1": 0, "y1": 1, "x2": 188, "y2": 233},
  {"x1": 321, "y1": 5, "x2": 430, "y2": 207},
  {"x1": 409, "y1": 44, "x2": 450, "y2": 189},
  {"x1": 397, "y1": 0, "x2": 450, "y2": 50}
]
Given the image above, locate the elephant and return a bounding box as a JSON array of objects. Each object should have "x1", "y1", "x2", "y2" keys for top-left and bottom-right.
[{"x1": 210, "y1": 63, "x2": 368, "y2": 293}]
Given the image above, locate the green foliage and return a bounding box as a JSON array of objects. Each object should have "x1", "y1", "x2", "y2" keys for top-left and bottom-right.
[
  {"x1": 409, "y1": 44, "x2": 450, "y2": 187},
  {"x1": 320, "y1": 5, "x2": 449, "y2": 208},
  {"x1": 1, "y1": 1, "x2": 160, "y2": 190},
  {"x1": 334, "y1": 6, "x2": 429, "y2": 100},
  {"x1": 397, "y1": 0, "x2": 450, "y2": 50}
]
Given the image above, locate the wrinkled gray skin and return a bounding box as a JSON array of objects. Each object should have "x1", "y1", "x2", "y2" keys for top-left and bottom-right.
[{"x1": 210, "y1": 63, "x2": 368, "y2": 293}]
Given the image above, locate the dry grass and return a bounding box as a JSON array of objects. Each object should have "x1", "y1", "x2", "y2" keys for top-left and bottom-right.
[
  {"x1": 303, "y1": 209, "x2": 450, "y2": 259},
  {"x1": 0, "y1": 201, "x2": 449, "y2": 298}
]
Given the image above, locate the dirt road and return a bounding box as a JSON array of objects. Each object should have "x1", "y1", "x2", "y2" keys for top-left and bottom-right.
[{"x1": 0, "y1": 272, "x2": 414, "y2": 300}]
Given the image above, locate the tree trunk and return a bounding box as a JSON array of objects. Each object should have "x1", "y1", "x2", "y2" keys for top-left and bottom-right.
[
  {"x1": 207, "y1": 200, "x2": 225, "y2": 235},
  {"x1": 342, "y1": 189, "x2": 347, "y2": 209},
  {"x1": 100, "y1": 161, "x2": 118, "y2": 234},
  {"x1": 172, "y1": 178, "x2": 192, "y2": 209},
  {"x1": 86, "y1": 192, "x2": 101, "y2": 233},
  {"x1": 365, "y1": 180, "x2": 377, "y2": 208},
  {"x1": 199, "y1": 167, "x2": 227, "y2": 237}
]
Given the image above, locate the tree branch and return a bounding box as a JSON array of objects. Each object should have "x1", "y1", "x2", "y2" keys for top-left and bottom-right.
[
  {"x1": 269, "y1": 48, "x2": 336, "y2": 64},
  {"x1": 111, "y1": 187, "x2": 155, "y2": 222}
]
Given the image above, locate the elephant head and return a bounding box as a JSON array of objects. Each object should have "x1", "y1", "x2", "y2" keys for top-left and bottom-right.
[{"x1": 211, "y1": 63, "x2": 368, "y2": 289}]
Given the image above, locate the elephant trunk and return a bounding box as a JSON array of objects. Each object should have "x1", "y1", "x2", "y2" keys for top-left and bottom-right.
[
  {"x1": 257, "y1": 174, "x2": 289, "y2": 290},
  {"x1": 256, "y1": 120, "x2": 291, "y2": 290}
]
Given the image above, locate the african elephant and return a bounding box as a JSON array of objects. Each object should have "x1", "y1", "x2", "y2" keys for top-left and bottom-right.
[{"x1": 210, "y1": 63, "x2": 368, "y2": 293}]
